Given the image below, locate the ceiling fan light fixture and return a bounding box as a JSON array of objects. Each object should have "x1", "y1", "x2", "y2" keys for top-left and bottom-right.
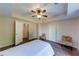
[
  {"x1": 37, "y1": 15, "x2": 41, "y2": 18},
  {"x1": 31, "y1": 8, "x2": 47, "y2": 19}
]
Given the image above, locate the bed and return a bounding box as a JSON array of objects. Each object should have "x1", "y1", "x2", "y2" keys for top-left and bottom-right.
[{"x1": 0, "y1": 40, "x2": 55, "y2": 56}]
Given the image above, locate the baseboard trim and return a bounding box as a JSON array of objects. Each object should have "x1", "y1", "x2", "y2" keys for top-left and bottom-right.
[{"x1": 0, "y1": 44, "x2": 15, "y2": 51}]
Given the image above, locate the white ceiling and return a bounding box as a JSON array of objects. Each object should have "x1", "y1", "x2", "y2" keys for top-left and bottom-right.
[
  {"x1": 12, "y1": 3, "x2": 67, "y2": 18},
  {"x1": 1, "y1": 3, "x2": 79, "y2": 23}
]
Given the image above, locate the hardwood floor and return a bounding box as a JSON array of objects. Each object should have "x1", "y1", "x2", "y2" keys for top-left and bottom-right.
[
  {"x1": 42, "y1": 40, "x2": 79, "y2": 56},
  {"x1": 0, "y1": 44, "x2": 15, "y2": 51},
  {"x1": 62, "y1": 46, "x2": 79, "y2": 56},
  {"x1": 23, "y1": 38, "x2": 29, "y2": 43}
]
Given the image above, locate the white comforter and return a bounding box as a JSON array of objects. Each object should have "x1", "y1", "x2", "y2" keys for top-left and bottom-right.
[{"x1": 0, "y1": 40, "x2": 54, "y2": 56}]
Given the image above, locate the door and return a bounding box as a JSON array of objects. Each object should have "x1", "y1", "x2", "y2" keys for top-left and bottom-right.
[
  {"x1": 15, "y1": 20, "x2": 23, "y2": 45},
  {"x1": 49, "y1": 23, "x2": 57, "y2": 41}
]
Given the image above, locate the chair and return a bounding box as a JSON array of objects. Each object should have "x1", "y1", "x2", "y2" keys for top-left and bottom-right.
[
  {"x1": 62, "y1": 35, "x2": 73, "y2": 46},
  {"x1": 39, "y1": 33, "x2": 46, "y2": 40}
]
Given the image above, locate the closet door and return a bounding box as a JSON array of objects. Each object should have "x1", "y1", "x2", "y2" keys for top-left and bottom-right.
[
  {"x1": 49, "y1": 23, "x2": 57, "y2": 41},
  {"x1": 29, "y1": 23, "x2": 37, "y2": 40},
  {"x1": 15, "y1": 20, "x2": 23, "y2": 45},
  {"x1": 56, "y1": 22, "x2": 63, "y2": 43}
]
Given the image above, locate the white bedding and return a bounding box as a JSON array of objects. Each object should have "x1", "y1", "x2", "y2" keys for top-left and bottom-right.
[{"x1": 0, "y1": 40, "x2": 54, "y2": 56}]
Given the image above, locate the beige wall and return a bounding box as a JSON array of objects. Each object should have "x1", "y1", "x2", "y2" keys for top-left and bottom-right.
[
  {"x1": 38, "y1": 23, "x2": 49, "y2": 39},
  {"x1": 39, "y1": 18, "x2": 79, "y2": 50},
  {"x1": 0, "y1": 16, "x2": 38, "y2": 48},
  {"x1": 0, "y1": 15, "x2": 79, "y2": 51},
  {"x1": 76, "y1": 19, "x2": 79, "y2": 51},
  {"x1": 0, "y1": 16, "x2": 14, "y2": 48},
  {"x1": 23, "y1": 23, "x2": 28, "y2": 38},
  {"x1": 29, "y1": 22, "x2": 38, "y2": 39}
]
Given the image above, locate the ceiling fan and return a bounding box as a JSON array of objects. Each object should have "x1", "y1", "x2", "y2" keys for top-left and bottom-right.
[{"x1": 31, "y1": 8, "x2": 48, "y2": 19}]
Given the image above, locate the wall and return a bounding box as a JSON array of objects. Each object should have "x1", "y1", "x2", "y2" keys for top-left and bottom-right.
[
  {"x1": 0, "y1": 15, "x2": 79, "y2": 51},
  {"x1": 0, "y1": 16, "x2": 38, "y2": 48},
  {"x1": 76, "y1": 19, "x2": 79, "y2": 51},
  {"x1": 48, "y1": 22, "x2": 57, "y2": 41},
  {"x1": 29, "y1": 22, "x2": 37, "y2": 39},
  {"x1": 38, "y1": 23, "x2": 49, "y2": 40},
  {"x1": 57, "y1": 19, "x2": 78, "y2": 48},
  {"x1": 0, "y1": 16, "x2": 14, "y2": 48},
  {"x1": 23, "y1": 23, "x2": 28, "y2": 38},
  {"x1": 0, "y1": 4, "x2": 14, "y2": 48},
  {"x1": 56, "y1": 19, "x2": 78, "y2": 48},
  {"x1": 39, "y1": 18, "x2": 79, "y2": 50}
]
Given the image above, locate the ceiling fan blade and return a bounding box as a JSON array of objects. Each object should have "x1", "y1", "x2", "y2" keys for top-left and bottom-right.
[
  {"x1": 32, "y1": 15, "x2": 35, "y2": 17},
  {"x1": 54, "y1": 3, "x2": 58, "y2": 5},
  {"x1": 42, "y1": 15, "x2": 47, "y2": 17},
  {"x1": 42, "y1": 9, "x2": 46, "y2": 13},
  {"x1": 31, "y1": 10, "x2": 36, "y2": 13},
  {"x1": 32, "y1": 15, "x2": 36, "y2": 17}
]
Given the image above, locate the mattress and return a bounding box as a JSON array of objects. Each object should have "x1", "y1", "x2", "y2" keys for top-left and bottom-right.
[{"x1": 0, "y1": 40, "x2": 54, "y2": 56}]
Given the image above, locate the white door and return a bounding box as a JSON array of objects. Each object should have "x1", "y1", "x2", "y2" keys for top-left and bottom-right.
[
  {"x1": 15, "y1": 20, "x2": 23, "y2": 45},
  {"x1": 49, "y1": 23, "x2": 57, "y2": 41}
]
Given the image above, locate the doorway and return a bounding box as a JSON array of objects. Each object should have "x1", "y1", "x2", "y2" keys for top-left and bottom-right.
[{"x1": 23, "y1": 23, "x2": 29, "y2": 43}]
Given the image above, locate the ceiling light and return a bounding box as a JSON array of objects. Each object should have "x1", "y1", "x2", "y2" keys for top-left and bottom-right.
[
  {"x1": 37, "y1": 15, "x2": 41, "y2": 18},
  {"x1": 31, "y1": 8, "x2": 47, "y2": 19}
]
